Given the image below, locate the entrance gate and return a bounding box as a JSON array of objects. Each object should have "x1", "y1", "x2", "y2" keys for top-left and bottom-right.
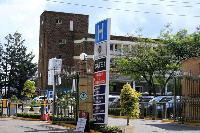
[
  {"x1": 52, "y1": 67, "x2": 79, "y2": 124},
  {"x1": 174, "y1": 71, "x2": 200, "y2": 123}
]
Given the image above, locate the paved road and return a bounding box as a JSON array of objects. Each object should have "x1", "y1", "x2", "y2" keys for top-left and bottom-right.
[
  {"x1": 108, "y1": 117, "x2": 200, "y2": 133},
  {"x1": 1, "y1": 117, "x2": 200, "y2": 133},
  {"x1": 0, "y1": 117, "x2": 79, "y2": 133}
]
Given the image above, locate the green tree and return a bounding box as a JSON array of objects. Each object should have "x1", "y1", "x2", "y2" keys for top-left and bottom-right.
[
  {"x1": 21, "y1": 80, "x2": 36, "y2": 98},
  {"x1": 0, "y1": 43, "x2": 4, "y2": 96},
  {"x1": 115, "y1": 25, "x2": 200, "y2": 96},
  {"x1": 1, "y1": 32, "x2": 37, "y2": 98},
  {"x1": 120, "y1": 83, "x2": 140, "y2": 125},
  {"x1": 115, "y1": 38, "x2": 173, "y2": 96}
]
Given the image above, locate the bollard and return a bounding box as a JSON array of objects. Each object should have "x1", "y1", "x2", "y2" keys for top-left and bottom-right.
[
  {"x1": 8, "y1": 101, "x2": 11, "y2": 116},
  {"x1": 41, "y1": 101, "x2": 44, "y2": 120},
  {"x1": 162, "y1": 100, "x2": 167, "y2": 119},
  {"x1": 16, "y1": 103, "x2": 18, "y2": 114},
  {"x1": 152, "y1": 100, "x2": 156, "y2": 120},
  {"x1": 22, "y1": 101, "x2": 24, "y2": 113},
  {"x1": 141, "y1": 103, "x2": 144, "y2": 118}
]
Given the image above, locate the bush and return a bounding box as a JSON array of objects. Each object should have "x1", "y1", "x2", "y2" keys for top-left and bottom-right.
[
  {"x1": 109, "y1": 108, "x2": 125, "y2": 116},
  {"x1": 16, "y1": 113, "x2": 40, "y2": 119},
  {"x1": 90, "y1": 120, "x2": 122, "y2": 133}
]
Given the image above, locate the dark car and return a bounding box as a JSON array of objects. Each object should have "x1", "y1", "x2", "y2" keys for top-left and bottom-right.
[
  {"x1": 109, "y1": 97, "x2": 121, "y2": 108},
  {"x1": 147, "y1": 96, "x2": 174, "y2": 117}
]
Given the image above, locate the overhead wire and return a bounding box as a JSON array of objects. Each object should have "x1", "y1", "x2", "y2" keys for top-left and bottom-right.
[{"x1": 46, "y1": 0, "x2": 200, "y2": 17}]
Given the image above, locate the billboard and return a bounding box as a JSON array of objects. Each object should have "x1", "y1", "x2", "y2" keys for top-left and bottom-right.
[{"x1": 93, "y1": 18, "x2": 111, "y2": 124}]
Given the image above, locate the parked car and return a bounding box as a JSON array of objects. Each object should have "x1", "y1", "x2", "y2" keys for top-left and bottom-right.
[
  {"x1": 147, "y1": 96, "x2": 174, "y2": 117},
  {"x1": 139, "y1": 96, "x2": 154, "y2": 110},
  {"x1": 109, "y1": 97, "x2": 121, "y2": 108},
  {"x1": 109, "y1": 95, "x2": 119, "y2": 106}
]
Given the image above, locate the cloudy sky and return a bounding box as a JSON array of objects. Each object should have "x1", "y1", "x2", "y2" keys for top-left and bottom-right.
[{"x1": 0, "y1": 0, "x2": 199, "y2": 63}]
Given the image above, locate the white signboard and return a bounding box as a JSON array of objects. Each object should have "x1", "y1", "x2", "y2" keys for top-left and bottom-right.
[
  {"x1": 48, "y1": 58, "x2": 62, "y2": 70},
  {"x1": 94, "y1": 41, "x2": 107, "y2": 60},
  {"x1": 75, "y1": 118, "x2": 87, "y2": 132},
  {"x1": 48, "y1": 70, "x2": 61, "y2": 85}
]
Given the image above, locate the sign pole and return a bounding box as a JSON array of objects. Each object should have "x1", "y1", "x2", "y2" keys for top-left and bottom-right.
[{"x1": 52, "y1": 70, "x2": 56, "y2": 123}]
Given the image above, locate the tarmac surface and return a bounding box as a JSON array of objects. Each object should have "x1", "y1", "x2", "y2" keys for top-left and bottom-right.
[
  {"x1": 108, "y1": 117, "x2": 200, "y2": 133},
  {"x1": 0, "y1": 117, "x2": 79, "y2": 133},
  {"x1": 1, "y1": 117, "x2": 200, "y2": 133}
]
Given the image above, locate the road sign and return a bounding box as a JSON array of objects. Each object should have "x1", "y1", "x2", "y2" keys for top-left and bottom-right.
[
  {"x1": 47, "y1": 90, "x2": 53, "y2": 99},
  {"x1": 79, "y1": 92, "x2": 88, "y2": 101}
]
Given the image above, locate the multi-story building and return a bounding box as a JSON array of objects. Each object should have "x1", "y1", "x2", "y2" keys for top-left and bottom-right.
[{"x1": 38, "y1": 11, "x2": 157, "y2": 95}]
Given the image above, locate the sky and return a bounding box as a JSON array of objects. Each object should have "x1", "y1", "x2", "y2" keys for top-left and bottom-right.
[{"x1": 0, "y1": 0, "x2": 199, "y2": 63}]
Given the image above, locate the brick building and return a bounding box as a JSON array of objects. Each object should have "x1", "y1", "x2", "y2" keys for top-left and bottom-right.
[{"x1": 38, "y1": 11, "x2": 155, "y2": 94}]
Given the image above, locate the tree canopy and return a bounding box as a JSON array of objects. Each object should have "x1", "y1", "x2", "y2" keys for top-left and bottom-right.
[
  {"x1": 0, "y1": 32, "x2": 37, "y2": 98},
  {"x1": 115, "y1": 25, "x2": 200, "y2": 96}
]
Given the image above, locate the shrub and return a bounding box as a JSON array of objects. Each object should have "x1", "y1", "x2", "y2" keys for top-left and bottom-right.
[
  {"x1": 120, "y1": 83, "x2": 141, "y2": 125},
  {"x1": 16, "y1": 113, "x2": 40, "y2": 119},
  {"x1": 90, "y1": 120, "x2": 122, "y2": 133}
]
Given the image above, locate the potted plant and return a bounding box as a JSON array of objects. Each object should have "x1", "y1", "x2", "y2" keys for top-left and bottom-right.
[
  {"x1": 31, "y1": 100, "x2": 41, "y2": 113},
  {"x1": 24, "y1": 105, "x2": 31, "y2": 113},
  {"x1": 120, "y1": 83, "x2": 141, "y2": 133}
]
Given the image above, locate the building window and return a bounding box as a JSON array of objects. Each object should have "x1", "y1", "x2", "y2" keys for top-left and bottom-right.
[
  {"x1": 39, "y1": 73, "x2": 42, "y2": 77},
  {"x1": 122, "y1": 45, "x2": 128, "y2": 52},
  {"x1": 40, "y1": 43, "x2": 42, "y2": 47},
  {"x1": 40, "y1": 58, "x2": 42, "y2": 62},
  {"x1": 110, "y1": 44, "x2": 113, "y2": 51},
  {"x1": 115, "y1": 44, "x2": 121, "y2": 51},
  {"x1": 70, "y1": 20, "x2": 73, "y2": 31},
  {"x1": 58, "y1": 55, "x2": 66, "y2": 60},
  {"x1": 59, "y1": 39, "x2": 66, "y2": 44},
  {"x1": 41, "y1": 21, "x2": 43, "y2": 25},
  {"x1": 56, "y1": 19, "x2": 62, "y2": 24}
]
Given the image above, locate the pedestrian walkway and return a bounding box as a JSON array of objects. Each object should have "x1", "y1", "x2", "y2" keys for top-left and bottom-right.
[{"x1": 108, "y1": 117, "x2": 200, "y2": 133}]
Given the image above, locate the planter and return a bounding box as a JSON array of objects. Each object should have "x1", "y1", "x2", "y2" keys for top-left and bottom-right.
[
  {"x1": 33, "y1": 107, "x2": 41, "y2": 113},
  {"x1": 24, "y1": 106, "x2": 31, "y2": 113},
  {"x1": 124, "y1": 125, "x2": 134, "y2": 133}
]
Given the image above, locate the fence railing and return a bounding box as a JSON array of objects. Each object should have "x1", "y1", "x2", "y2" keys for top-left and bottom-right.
[{"x1": 109, "y1": 101, "x2": 183, "y2": 120}]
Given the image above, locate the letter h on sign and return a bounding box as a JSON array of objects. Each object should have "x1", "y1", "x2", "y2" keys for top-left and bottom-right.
[
  {"x1": 95, "y1": 19, "x2": 108, "y2": 44},
  {"x1": 98, "y1": 23, "x2": 103, "y2": 41}
]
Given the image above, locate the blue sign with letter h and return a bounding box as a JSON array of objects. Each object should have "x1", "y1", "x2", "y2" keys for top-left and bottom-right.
[{"x1": 95, "y1": 19, "x2": 108, "y2": 44}]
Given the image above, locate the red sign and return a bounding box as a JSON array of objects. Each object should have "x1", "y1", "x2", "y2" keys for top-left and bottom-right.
[
  {"x1": 94, "y1": 71, "x2": 106, "y2": 86},
  {"x1": 79, "y1": 111, "x2": 89, "y2": 119}
]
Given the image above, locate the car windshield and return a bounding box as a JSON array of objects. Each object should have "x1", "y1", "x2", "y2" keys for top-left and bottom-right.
[
  {"x1": 149, "y1": 97, "x2": 163, "y2": 102},
  {"x1": 109, "y1": 97, "x2": 117, "y2": 102},
  {"x1": 113, "y1": 98, "x2": 120, "y2": 102}
]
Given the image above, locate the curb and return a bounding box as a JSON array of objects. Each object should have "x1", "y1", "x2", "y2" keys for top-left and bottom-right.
[
  {"x1": 12, "y1": 117, "x2": 41, "y2": 121},
  {"x1": 47, "y1": 121, "x2": 102, "y2": 133},
  {"x1": 108, "y1": 115, "x2": 137, "y2": 119},
  {"x1": 0, "y1": 116, "x2": 11, "y2": 118}
]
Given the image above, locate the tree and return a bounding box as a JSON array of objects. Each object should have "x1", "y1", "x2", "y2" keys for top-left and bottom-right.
[
  {"x1": 21, "y1": 80, "x2": 36, "y2": 98},
  {"x1": 120, "y1": 83, "x2": 140, "y2": 125},
  {"x1": 0, "y1": 43, "x2": 3, "y2": 96},
  {"x1": 115, "y1": 25, "x2": 200, "y2": 96},
  {"x1": 115, "y1": 37, "x2": 174, "y2": 96},
  {"x1": 1, "y1": 32, "x2": 37, "y2": 98}
]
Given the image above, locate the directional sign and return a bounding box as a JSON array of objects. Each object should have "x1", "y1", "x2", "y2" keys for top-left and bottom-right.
[{"x1": 79, "y1": 92, "x2": 88, "y2": 101}]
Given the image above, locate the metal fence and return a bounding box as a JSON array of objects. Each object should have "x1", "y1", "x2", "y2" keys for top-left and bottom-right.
[{"x1": 109, "y1": 100, "x2": 182, "y2": 120}]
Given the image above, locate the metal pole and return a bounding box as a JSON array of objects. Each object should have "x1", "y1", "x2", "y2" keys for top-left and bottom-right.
[{"x1": 52, "y1": 72, "x2": 56, "y2": 124}]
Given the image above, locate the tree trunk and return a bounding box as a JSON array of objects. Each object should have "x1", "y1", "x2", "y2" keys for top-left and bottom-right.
[{"x1": 127, "y1": 115, "x2": 129, "y2": 125}]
